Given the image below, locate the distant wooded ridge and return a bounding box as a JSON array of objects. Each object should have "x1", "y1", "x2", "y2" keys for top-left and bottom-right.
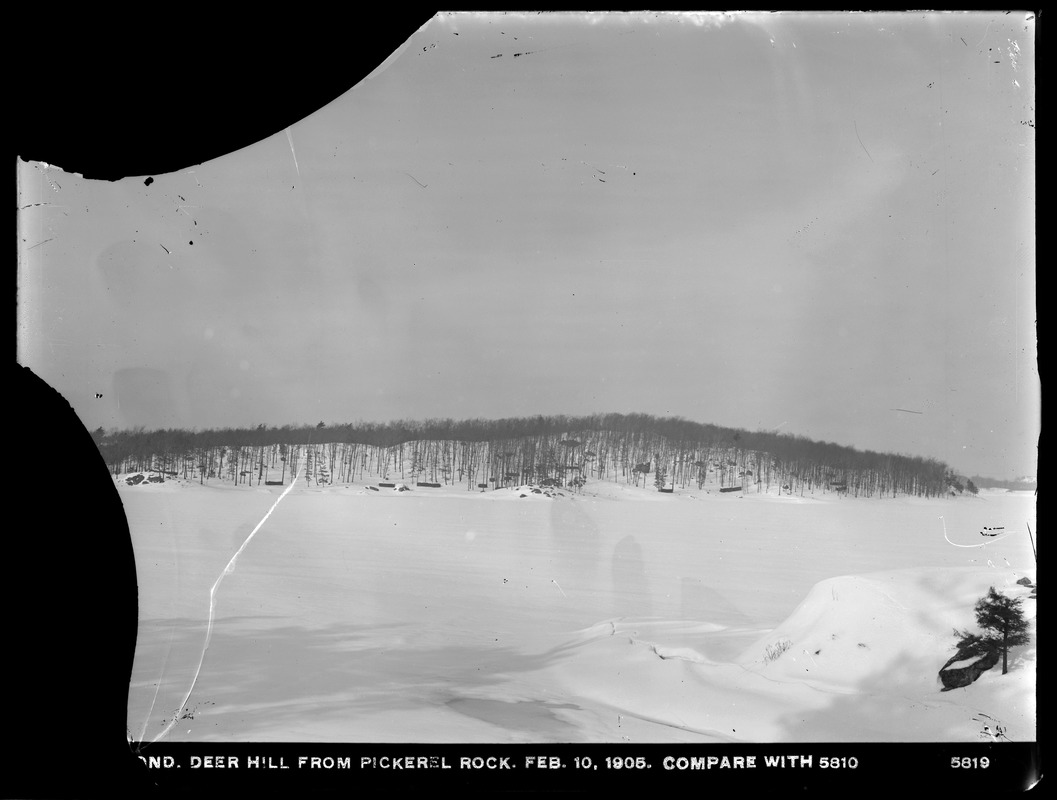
[
  {"x1": 92, "y1": 412, "x2": 964, "y2": 499},
  {"x1": 968, "y1": 475, "x2": 1037, "y2": 491}
]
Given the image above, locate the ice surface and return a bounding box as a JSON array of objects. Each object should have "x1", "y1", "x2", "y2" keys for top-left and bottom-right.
[{"x1": 122, "y1": 476, "x2": 1035, "y2": 743}]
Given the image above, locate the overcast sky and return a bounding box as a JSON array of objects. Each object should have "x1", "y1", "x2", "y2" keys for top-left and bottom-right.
[{"x1": 17, "y1": 11, "x2": 1036, "y2": 479}]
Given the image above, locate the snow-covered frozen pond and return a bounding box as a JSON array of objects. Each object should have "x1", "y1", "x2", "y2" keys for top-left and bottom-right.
[{"x1": 123, "y1": 478, "x2": 1035, "y2": 744}]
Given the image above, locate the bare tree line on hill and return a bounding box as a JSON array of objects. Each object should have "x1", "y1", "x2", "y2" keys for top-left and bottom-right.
[{"x1": 92, "y1": 413, "x2": 952, "y2": 498}]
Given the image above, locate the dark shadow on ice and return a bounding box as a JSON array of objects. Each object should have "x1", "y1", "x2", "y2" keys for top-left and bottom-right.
[
  {"x1": 446, "y1": 697, "x2": 583, "y2": 739},
  {"x1": 611, "y1": 535, "x2": 652, "y2": 617},
  {"x1": 680, "y1": 577, "x2": 752, "y2": 625},
  {"x1": 130, "y1": 615, "x2": 587, "y2": 741}
]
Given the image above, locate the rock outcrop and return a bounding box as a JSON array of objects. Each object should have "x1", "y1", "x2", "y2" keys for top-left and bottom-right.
[{"x1": 939, "y1": 647, "x2": 1000, "y2": 690}]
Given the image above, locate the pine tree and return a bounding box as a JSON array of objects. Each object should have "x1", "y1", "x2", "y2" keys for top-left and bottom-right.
[{"x1": 954, "y1": 587, "x2": 1031, "y2": 675}]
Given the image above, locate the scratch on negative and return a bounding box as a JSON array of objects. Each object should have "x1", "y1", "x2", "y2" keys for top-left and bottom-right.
[
  {"x1": 853, "y1": 121, "x2": 873, "y2": 162},
  {"x1": 149, "y1": 457, "x2": 304, "y2": 744},
  {"x1": 286, "y1": 128, "x2": 301, "y2": 178}
]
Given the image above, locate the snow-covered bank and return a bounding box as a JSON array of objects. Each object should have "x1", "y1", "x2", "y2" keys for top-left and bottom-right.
[
  {"x1": 552, "y1": 567, "x2": 1035, "y2": 743},
  {"x1": 122, "y1": 475, "x2": 1035, "y2": 743}
]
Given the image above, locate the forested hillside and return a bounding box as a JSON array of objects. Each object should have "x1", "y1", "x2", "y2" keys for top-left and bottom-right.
[{"x1": 93, "y1": 413, "x2": 956, "y2": 498}]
